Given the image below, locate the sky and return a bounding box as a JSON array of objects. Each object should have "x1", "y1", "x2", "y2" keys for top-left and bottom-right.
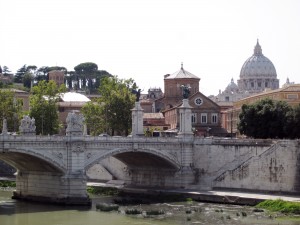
[{"x1": 1, "y1": 0, "x2": 300, "y2": 96}]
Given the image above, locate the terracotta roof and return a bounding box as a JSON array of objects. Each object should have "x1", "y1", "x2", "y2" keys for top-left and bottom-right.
[{"x1": 165, "y1": 63, "x2": 200, "y2": 80}]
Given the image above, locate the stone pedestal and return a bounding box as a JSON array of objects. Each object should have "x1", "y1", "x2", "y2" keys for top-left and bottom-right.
[
  {"x1": 66, "y1": 112, "x2": 84, "y2": 136},
  {"x1": 131, "y1": 102, "x2": 144, "y2": 137},
  {"x1": 1, "y1": 118, "x2": 8, "y2": 135},
  {"x1": 177, "y1": 99, "x2": 194, "y2": 140},
  {"x1": 177, "y1": 99, "x2": 195, "y2": 185}
]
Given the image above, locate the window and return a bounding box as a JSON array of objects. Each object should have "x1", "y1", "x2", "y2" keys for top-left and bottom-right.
[
  {"x1": 251, "y1": 82, "x2": 254, "y2": 88},
  {"x1": 225, "y1": 96, "x2": 230, "y2": 102},
  {"x1": 194, "y1": 97, "x2": 203, "y2": 106},
  {"x1": 201, "y1": 113, "x2": 207, "y2": 123},
  {"x1": 287, "y1": 94, "x2": 298, "y2": 99},
  {"x1": 212, "y1": 113, "x2": 218, "y2": 123},
  {"x1": 191, "y1": 113, "x2": 197, "y2": 123}
]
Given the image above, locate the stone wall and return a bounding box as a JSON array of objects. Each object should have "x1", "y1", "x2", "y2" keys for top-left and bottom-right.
[
  {"x1": 210, "y1": 140, "x2": 300, "y2": 193},
  {"x1": 192, "y1": 139, "x2": 272, "y2": 189}
]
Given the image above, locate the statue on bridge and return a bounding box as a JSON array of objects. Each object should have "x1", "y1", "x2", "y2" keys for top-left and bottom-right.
[
  {"x1": 181, "y1": 85, "x2": 191, "y2": 99},
  {"x1": 19, "y1": 115, "x2": 36, "y2": 136},
  {"x1": 66, "y1": 112, "x2": 85, "y2": 136},
  {"x1": 131, "y1": 89, "x2": 141, "y2": 102}
]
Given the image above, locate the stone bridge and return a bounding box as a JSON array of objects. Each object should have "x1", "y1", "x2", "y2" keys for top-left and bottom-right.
[
  {"x1": 1, "y1": 133, "x2": 286, "y2": 205},
  {"x1": 0, "y1": 134, "x2": 198, "y2": 204},
  {"x1": 1, "y1": 103, "x2": 300, "y2": 205}
]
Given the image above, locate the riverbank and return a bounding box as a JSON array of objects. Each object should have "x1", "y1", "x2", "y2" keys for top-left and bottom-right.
[
  {"x1": 2, "y1": 178, "x2": 300, "y2": 206},
  {"x1": 87, "y1": 181, "x2": 300, "y2": 206}
]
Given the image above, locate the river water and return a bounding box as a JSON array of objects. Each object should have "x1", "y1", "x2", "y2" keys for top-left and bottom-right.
[{"x1": 1, "y1": 190, "x2": 300, "y2": 225}]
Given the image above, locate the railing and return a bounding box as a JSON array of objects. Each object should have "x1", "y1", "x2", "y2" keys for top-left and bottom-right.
[{"x1": 0, "y1": 133, "x2": 280, "y2": 145}]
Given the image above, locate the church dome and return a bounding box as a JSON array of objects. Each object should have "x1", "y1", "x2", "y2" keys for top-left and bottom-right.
[
  {"x1": 225, "y1": 78, "x2": 239, "y2": 92},
  {"x1": 240, "y1": 40, "x2": 277, "y2": 78}
]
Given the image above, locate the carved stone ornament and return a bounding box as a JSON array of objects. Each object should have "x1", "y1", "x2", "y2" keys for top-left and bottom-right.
[
  {"x1": 72, "y1": 143, "x2": 84, "y2": 155},
  {"x1": 66, "y1": 112, "x2": 84, "y2": 136},
  {"x1": 19, "y1": 115, "x2": 36, "y2": 135}
]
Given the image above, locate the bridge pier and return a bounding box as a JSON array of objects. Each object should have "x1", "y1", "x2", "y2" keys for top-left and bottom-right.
[{"x1": 12, "y1": 171, "x2": 90, "y2": 205}]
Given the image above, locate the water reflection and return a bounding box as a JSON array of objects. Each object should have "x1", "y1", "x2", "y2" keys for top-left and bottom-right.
[{"x1": 1, "y1": 190, "x2": 300, "y2": 225}]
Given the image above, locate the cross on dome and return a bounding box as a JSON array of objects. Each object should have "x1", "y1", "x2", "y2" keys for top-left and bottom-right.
[{"x1": 254, "y1": 39, "x2": 262, "y2": 56}]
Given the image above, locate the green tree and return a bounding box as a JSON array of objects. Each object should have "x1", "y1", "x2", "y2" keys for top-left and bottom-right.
[
  {"x1": 0, "y1": 90, "x2": 23, "y2": 132},
  {"x1": 81, "y1": 76, "x2": 137, "y2": 136},
  {"x1": 35, "y1": 66, "x2": 49, "y2": 82},
  {"x1": 74, "y1": 62, "x2": 98, "y2": 91},
  {"x1": 238, "y1": 98, "x2": 292, "y2": 139},
  {"x1": 14, "y1": 65, "x2": 27, "y2": 83},
  {"x1": 23, "y1": 72, "x2": 34, "y2": 89},
  {"x1": 81, "y1": 101, "x2": 104, "y2": 135},
  {"x1": 2, "y1": 66, "x2": 12, "y2": 76},
  {"x1": 73, "y1": 62, "x2": 112, "y2": 93},
  {"x1": 29, "y1": 80, "x2": 66, "y2": 135},
  {"x1": 285, "y1": 104, "x2": 300, "y2": 139}
]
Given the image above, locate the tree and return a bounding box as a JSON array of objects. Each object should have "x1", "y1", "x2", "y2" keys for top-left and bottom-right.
[
  {"x1": 0, "y1": 66, "x2": 2, "y2": 74},
  {"x1": 73, "y1": 62, "x2": 112, "y2": 93},
  {"x1": 74, "y1": 62, "x2": 98, "y2": 91},
  {"x1": 23, "y1": 72, "x2": 34, "y2": 89},
  {"x1": 81, "y1": 101, "x2": 104, "y2": 135},
  {"x1": 285, "y1": 104, "x2": 300, "y2": 139},
  {"x1": 14, "y1": 65, "x2": 27, "y2": 83},
  {"x1": 35, "y1": 66, "x2": 49, "y2": 82},
  {"x1": 81, "y1": 76, "x2": 137, "y2": 136},
  {"x1": 2, "y1": 66, "x2": 12, "y2": 76},
  {"x1": 29, "y1": 80, "x2": 66, "y2": 135},
  {"x1": 238, "y1": 98, "x2": 292, "y2": 139},
  {"x1": 0, "y1": 90, "x2": 23, "y2": 132}
]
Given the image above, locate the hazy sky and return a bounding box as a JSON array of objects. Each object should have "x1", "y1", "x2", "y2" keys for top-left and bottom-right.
[{"x1": 1, "y1": 0, "x2": 300, "y2": 96}]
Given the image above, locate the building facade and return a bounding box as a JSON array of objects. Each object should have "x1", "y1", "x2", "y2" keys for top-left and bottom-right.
[{"x1": 154, "y1": 64, "x2": 225, "y2": 137}]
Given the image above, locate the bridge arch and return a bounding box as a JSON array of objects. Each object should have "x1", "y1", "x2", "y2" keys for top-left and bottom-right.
[
  {"x1": 0, "y1": 148, "x2": 66, "y2": 174},
  {"x1": 85, "y1": 147, "x2": 180, "y2": 171}
]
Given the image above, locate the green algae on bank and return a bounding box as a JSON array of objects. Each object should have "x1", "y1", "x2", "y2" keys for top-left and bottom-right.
[
  {"x1": 0, "y1": 180, "x2": 16, "y2": 188},
  {"x1": 256, "y1": 199, "x2": 300, "y2": 214}
]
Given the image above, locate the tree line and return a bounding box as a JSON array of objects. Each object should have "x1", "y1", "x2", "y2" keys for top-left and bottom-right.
[
  {"x1": 0, "y1": 76, "x2": 138, "y2": 136},
  {"x1": 238, "y1": 98, "x2": 300, "y2": 139},
  {"x1": 0, "y1": 62, "x2": 112, "y2": 94}
]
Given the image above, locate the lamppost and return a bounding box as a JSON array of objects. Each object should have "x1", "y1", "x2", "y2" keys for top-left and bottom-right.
[{"x1": 13, "y1": 97, "x2": 17, "y2": 133}]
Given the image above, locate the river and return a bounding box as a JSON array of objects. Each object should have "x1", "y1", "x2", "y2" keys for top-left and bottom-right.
[{"x1": 1, "y1": 190, "x2": 300, "y2": 225}]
